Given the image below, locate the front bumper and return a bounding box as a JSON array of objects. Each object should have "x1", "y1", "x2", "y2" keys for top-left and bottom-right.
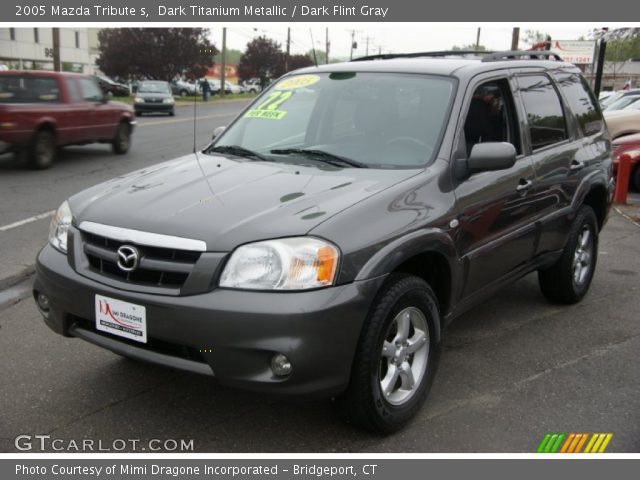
[
  {"x1": 134, "y1": 103, "x2": 174, "y2": 113},
  {"x1": 34, "y1": 244, "x2": 385, "y2": 398}
]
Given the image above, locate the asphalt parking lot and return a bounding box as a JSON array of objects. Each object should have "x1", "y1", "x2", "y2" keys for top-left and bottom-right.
[{"x1": 0, "y1": 101, "x2": 638, "y2": 452}]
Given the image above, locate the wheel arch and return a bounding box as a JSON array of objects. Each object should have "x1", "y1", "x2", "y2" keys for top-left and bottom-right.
[{"x1": 354, "y1": 229, "x2": 458, "y2": 319}]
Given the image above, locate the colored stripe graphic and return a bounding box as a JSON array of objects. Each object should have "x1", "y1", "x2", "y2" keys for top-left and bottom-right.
[{"x1": 538, "y1": 433, "x2": 613, "y2": 453}]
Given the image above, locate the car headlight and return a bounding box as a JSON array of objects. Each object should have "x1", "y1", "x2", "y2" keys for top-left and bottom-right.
[
  {"x1": 134, "y1": 97, "x2": 144, "y2": 103},
  {"x1": 48, "y1": 201, "x2": 72, "y2": 253},
  {"x1": 163, "y1": 97, "x2": 175, "y2": 104},
  {"x1": 219, "y1": 237, "x2": 339, "y2": 290}
]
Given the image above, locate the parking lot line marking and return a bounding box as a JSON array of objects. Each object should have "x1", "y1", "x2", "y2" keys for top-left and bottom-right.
[
  {"x1": 0, "y1": 210, "x2": 55, "y2": 232},
  {"x1": 137, "y1": 113, "x2": 235, "y2": 128}
]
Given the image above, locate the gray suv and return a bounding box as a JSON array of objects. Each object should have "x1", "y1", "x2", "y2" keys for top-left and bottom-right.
[{"x1": 34, "y1": 51, "x2": 613, "y2": 433}]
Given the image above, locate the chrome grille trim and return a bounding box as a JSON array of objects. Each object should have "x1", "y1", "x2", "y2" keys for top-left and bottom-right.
[{"x1": 78, "y1": 221, "x2": 207, "y2": 252}]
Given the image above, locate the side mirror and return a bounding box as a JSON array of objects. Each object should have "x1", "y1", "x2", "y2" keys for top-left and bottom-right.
[
  {"x1": 456, "y1": 142, "x2": 516, "y2": 179},
  {"x1": 212, "y1": 125, "x2": 226, "y2": 140}
]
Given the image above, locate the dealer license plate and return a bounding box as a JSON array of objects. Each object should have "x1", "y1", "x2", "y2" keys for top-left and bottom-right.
[{"x1": 95, "y1": 294, "x2": 147, "y2": 343}]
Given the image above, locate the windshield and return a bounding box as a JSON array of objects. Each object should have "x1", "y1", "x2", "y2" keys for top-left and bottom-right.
[
  {"x1": 210, "y1": 72, "x2": 455, "y2": 169},
  {"x1": 606, "y1": 96, "x2": 640, "y2": 111},
  {"x1": 138, "y1": 82, "x2": 171, "y2": 94}
]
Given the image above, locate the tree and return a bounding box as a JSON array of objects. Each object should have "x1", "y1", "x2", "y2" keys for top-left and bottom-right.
[
  {"x1": 451, "y1": 44, "x2": 488, "y2": 52},
  {"x1": 214, "y1": 49, "x2": 243, "y2": 65},
  {"x1": 284, "y1": 54, "x2": 315, "y2": 72},
  {"x1": 97, "y1": 28, "x2": 217, "y2": 82},
  {"x1": 524, "y1": 30, "x2": 551, "y2": 49},
  {"x1": 237, "y1": 36, "x2": 283, "y2": 87},
  {"x1": 306, "y1": 49, "x2": 326, "y2": 64}
]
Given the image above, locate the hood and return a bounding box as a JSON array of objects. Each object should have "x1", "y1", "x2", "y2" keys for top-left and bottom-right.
[{"x1": 70, "y1": 154, "x2": 418, "y2": 251}]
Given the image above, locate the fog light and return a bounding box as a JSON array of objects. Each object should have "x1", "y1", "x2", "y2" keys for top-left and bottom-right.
[
  {"x1": 270, "y1": 353, "x2": 292, "y2": 376},
  {"x1": 36, "y1": 292, "x2": 50, "y2": 311}
]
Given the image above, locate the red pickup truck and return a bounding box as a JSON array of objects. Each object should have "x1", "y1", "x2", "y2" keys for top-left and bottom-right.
[{"x1": 0, "y1": 71, "x2": 135, "y2": 169}]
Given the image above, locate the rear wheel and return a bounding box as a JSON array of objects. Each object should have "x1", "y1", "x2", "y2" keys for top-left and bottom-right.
[
  {"x1": 29, "y1": 130, "x2": 56, "y2": 169},
  {"x1": 539, "y1": 205, "x2": 598, "y2": 304},
  {"x1": 337, "y1": 274, "x2": 441, "y2": 433},
  {"x1": 112, "y1": 122, "x2": 131, "y2": 154}
]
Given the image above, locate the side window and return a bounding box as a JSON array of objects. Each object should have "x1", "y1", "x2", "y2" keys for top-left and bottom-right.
[
  {"x1": 517, "y1": 75, "x2": 568, "y2": 150},
  {"x1": 78, "y1": 77, "x2": 103, "y2": 102},
  {"x1": 553, "y1": 72, "x2": 603, "y2": 137},
  {"x1": 463, "y1": 79, "x2": 521, "y2": 157},
  {"x1": 65, "y1": 78, "x2": 81, "y2": 102}
]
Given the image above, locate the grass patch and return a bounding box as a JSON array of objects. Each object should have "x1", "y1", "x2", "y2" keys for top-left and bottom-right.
[{"x1": 113, "y1": 93, "x2": 257, "y2": 106}]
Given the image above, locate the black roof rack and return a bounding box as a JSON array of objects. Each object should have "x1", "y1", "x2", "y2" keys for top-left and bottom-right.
[
  {"x1": 351, "y1": 51, "x2": 492, "y2": 62},
  {"x1": 351, "y1": 50, "x2": 565, "y2": 63},
  {"x1": 482, "y1": 51, "x2": 564, "y2": 62}
]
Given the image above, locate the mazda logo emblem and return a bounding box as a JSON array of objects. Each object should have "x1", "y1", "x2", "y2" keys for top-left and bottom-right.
[{"x1": 116, "y1": 245, "x2": 140, "y2": 272}]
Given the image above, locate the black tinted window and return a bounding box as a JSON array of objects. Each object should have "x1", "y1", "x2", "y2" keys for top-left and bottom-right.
[
  {"x1": 553, "y1": 72, "x2": 603, "y2": 136},
  {"x1": 518, "y1": 75, "x2": 567, "y2": 150},
  {"x1": 0, "y1": 75, "x2": 60, "y2": 103}
]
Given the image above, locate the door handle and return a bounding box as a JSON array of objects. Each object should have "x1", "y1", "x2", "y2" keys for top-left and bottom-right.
[
  {"x1": 516, "y1": 179, "x2": 533, "y2": 192},
  {"x1": 570, "y1": 160, "x2": 585, "y2": 171}
]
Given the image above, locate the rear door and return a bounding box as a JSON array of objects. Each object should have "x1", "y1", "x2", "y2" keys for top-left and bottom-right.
[
  {"x1": 453, "y1": 73, "x2": 538, "y2": 298},
  {"x1": 513, "y1": 71, "x2": 602, "y2": 254}
]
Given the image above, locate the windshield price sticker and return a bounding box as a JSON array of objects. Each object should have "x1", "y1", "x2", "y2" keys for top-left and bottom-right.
[
  {"x1": 275, "y1": 74, "x2": 320, "y2": 90},
  {"x1": 244, "y1": 90, "x2": 294, "y2": 120}
]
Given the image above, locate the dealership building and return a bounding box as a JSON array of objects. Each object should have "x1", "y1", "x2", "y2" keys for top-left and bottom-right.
[{"x1": 0, "y1": 27, "x2": 99, "y2": 73}]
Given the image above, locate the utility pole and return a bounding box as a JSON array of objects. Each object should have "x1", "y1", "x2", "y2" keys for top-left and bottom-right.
[
  {"x1": 52, "y1": 28, "x2": 61, "y2": 72},
  {"x1": 349, "y1": 30, "x2": 356, "y2": 60},
  {"x1": 325, "y1": 28, "x2": 330, "y2": 64},
  {"x1": 285, "y1": 27, "x2": 291, "y2": 72},
  {"x1": 511, "y1": 27, "x2": 520, "y2": 51},
  {"x1": 365, "y1": 37, "x2": 375, "y2": 56},
  {"x1": 220, "y1": 27, "x2": 226, "y2": 97},
  {"x1": 475, "y1": 28, "x2": 481, "y2": 50}
]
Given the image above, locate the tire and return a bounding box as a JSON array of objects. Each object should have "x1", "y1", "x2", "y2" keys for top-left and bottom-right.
[
  {"x1": 29, "y1": 130, "x2": 56, "y2": 169},
  {"x1": 538, "y1": 205, "x2": 598, "y2": 304},
  {"x1": 169, "y1": 110, "x2": 175, "y2": 116},
  {"x1": 337, "y1": 273, "x2": 441, "y2": 433},
  {"x1": 632, "y1": 164, "x2": 640, "y2": 192},
  {"x1": 179, "y1": 90, "x2": 188, "y2": 97},
  {"x1": 111, "y1": 122, "x2": 131, "y2": 154}
]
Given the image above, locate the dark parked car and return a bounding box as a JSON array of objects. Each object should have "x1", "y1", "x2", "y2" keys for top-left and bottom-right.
[
  {"x1": 133, "y1": 81, "x2": 174, "y2": 116},
  {"x1": 171, "y1": 79, "x2": 198, "y2": 97},
  {"x1": 0, "y1": 71, "x2": 135, "y2": 169},
  {"x1": 95, "y1": 74, "x2": 129, "y2": 97},
  {"x1": 34, "y1": 51, "x2": 613, "y2": 432}
]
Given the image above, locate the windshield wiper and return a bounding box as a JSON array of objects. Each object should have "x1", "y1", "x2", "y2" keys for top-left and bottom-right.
[
  {"x1": 270, "y1": 148, "x2": 368, "y2": 168},
  {"x1": 207, "y1": 145, "x2": 272, "y2": 162}
]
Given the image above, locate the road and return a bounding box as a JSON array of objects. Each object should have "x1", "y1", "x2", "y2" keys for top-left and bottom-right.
[
  {"x1": 0, "y1": 99, "x2": 638, "y2": 452},
  {"x1": 0, "y1": 214, "x2": 638, "y2": 452},
  {"x1": 0, "y1": 100, "x2": 249, "y2": 288}
]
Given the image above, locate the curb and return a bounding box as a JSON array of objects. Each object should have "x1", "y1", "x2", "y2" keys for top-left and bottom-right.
[{"x1": 0, "y1": 264, "x2": 35, "y2": 292}]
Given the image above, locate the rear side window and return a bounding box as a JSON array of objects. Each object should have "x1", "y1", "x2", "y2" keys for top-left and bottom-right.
[
  {"x1": 0, "y1": 75, "x2": 60, "y2": 103},
  {"x1": 553, "y1": 72, "x2": 603, "y2": 136},
  {"x1": 517, "y1": 75, "x2": 567, "y2": 150}
]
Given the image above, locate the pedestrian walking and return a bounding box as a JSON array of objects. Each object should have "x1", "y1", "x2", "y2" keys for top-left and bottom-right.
[{"x1": 200, "y1": 78, "x2": 211, "y2": 102}]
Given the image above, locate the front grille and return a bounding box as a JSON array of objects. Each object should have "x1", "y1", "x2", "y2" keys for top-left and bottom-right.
[
  {"x1": 71, "y1": 316, "x2": 207, "y2": 364},
  {"x1": 82, "y1": 232, "x2": 201, "y2": 289}
]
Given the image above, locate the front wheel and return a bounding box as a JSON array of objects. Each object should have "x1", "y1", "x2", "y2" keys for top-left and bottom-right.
[
  {"x1": 111, "y1": 122, "x2": 131, "y2": 154},
  {"x1": 538, "y1": 205, "x2": 598, "y2": 304},
  {"x1": 337, "y1": 274, "x2": 441, "y2": 433}
]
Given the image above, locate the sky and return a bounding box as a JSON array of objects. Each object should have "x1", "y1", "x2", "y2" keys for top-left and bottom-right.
[{"x1": 215, "y1": 23, "x2": 612, "y2": 60}]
